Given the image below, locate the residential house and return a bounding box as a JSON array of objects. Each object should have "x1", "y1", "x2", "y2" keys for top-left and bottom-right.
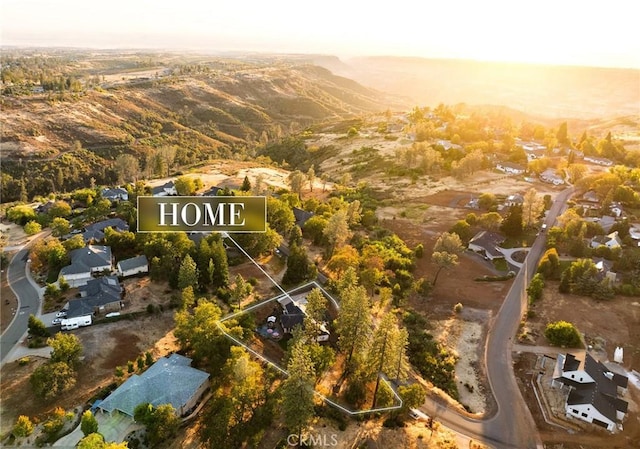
[
  {"x1": 629, "y1": 224, "x2": 640, "y2": 245},
  {"x1": 201, "y1": 186, "x2": 221, "y2": 197},
  {"x1": 436, "y1": 140, "x2": 462, "y2": 151},
  {"x1": 34, "y1": 201, "x2": 56, "y2": 215},
  {"x1": 540, "y1": 168, "x2": 565, "y2": 186},
  {"x1": 66, "y1": 275, "x2": 123, "y2": 319},
  {"x1": 276, "y1": 283, "x2": 333, "y2": 341},
  {"x1": 468, "y1": 231, "x2": 505, "y2": 260},
  {"x1": 609, "y1": 203, "x2": 623, "y2": 218},
  {"x1": 293, "y1": 207, "x2": 314, "y2": 228},
  {"x1": 597, "y1": 216, "x2": 616, "y2": 233},
  {"x1": 581, "y1": 190, "x2": 600, "y2": 204},
  {"x1": 584, "y1": 156, "x2": 613, "y2": 167},
  {"x1": 97, "y1": 353, "x2": 209, "y2": 417},
  {"x1": 593, "y1": 258, "x2": 617, "y2": 283},
  {"x1": 552, "y1": 353, "x2": 628, "y2": 432},
  {"x1": 83, "y1": 218, "x2": 129, "y2": 243},
  {"x1": 505, "y1": 194, "x2": 524, "y2": 207},
  {"x1": 496, "y1": 162, "x2": 526, "y2": 175},
  {"x1": 117, "y1": 255, "x2": 149, "y2": 277},
  {"x1": 590, "y1": 231, "x2": 623, "y2": 250},
  {"x1": 59, "y1": 245, "x2": 113, "y2": 287},
  {"x1": 152, "y1": 180, "x2": 177, "y2": 197},
  {"x1": 101, "y1": 187, "x2": 129, "y2": 202}
]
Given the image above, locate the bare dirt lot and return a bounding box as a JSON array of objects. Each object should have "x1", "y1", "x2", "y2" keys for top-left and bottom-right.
[{"x1": 522, "y1": 281, "x2": 640, "y2": 372}]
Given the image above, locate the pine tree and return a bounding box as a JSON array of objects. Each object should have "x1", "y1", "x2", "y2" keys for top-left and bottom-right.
[
  {"x1": 281, "y1": 340, "x2": 315, "y2": 445},
  {"x1": 178, "y1": 254, "x2": 198, "y2": 290}
]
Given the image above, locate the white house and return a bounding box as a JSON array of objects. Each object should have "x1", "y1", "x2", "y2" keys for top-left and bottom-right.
[
  {"x1": 101, "y1": 187, "x2": 129, "y2": 202},
  {"x1": 152, "y1": 180, "x2": 177, "y2": 197},
  {"x1": 584, "y1": 156, "x2": 613, "y2": 166},
  {"x1": 552, "y1": 353, "x2": 628, "y2": 432},
  {"x1": 629, "y1": 224, "x2": 640, "y2": 242},
  {"x1": 496, "y1": 162, "x2": 526, "y2": 175},
  {"x1": 540, "y1": 169, "x2": 565, "y2": 186},
  {"x1": 505, "y1": 194, "x2": 524, "y2": 207},
  {"x1": 117, "y1": 255, "x2": 149, "y2": 277},
  {"x1": 59, "y1": 245, "x2": 113, "y2": 287},
  {"x1": 468, "y1": 231, "x2": 505, "y2": 260}
]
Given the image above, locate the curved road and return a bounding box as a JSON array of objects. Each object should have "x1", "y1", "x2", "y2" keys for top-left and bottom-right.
[
  {"x1": 1, "y1": 248, "x2": 42, "y2": 363},
  {"x1": 420, "y1": 187, "x2": 574, "y2": 449}
]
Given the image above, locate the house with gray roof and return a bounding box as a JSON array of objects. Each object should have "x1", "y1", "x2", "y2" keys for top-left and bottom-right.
[
  {"x1": 59, "y1": 245, "x2": 113, "y2": 287},
  {"x1": 117, "y1": 255, "x2": 149, "y2": 277},
  {"x1": 101, "y1": 187, "x2": 129, "y2": 202},
  {"x1": 97, "y1": 353, "x2": 209, "y2": 417},
  {"x1": 468, "y1": 231, "x2": 505, "y2": 260},
  {"x1": 83, "y1": 218, "x2": 129, "y2": 243},
  {"x1": 293, "y1": 207, "x2": 314, "y2": 228},
  {"x1": 67, "y1": 276, "x2": 123, "y2": 319},
  {"x1": 552, "y1": 353, "x2": 628, "y2": 431},
  {"x1": 152, "y1": 180, "x2": 177, "y2": 197}
]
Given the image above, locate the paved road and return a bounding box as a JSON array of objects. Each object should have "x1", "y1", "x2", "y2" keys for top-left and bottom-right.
[
  {"x1": 420, "y1": 187, "x2": 574, "y2": 449},
  {"x1": 1, "y1": 248, "x2": 42, "y2": 363}
]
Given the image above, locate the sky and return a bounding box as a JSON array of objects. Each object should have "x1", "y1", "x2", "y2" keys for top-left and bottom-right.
[{"x1": 2, "y1": 0, "x2": 639, "y2": 69}]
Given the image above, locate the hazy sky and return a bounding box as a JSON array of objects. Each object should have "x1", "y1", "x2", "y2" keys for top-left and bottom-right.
[{"x1": 2, "y1": 0, "x2": 639, "y2": 68}]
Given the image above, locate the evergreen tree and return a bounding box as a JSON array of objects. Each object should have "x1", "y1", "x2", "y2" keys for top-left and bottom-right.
[
  {"x1": 178, "y1": 254, "x2": 198, "y2": 290},
  {"x1": 80, "y1": 410, "x2": 99, "y2": 436},
  {"x1": 335, "y1": 281, "x2": 372, "y2": 371},
  {"x1": 282, "y1": 244, "x2": 314, "y2": 285},
  {"x1": 281, "y1": 340, "x2": 315, "y2": 445},
  {"x1": 240, "y1": 176, "x2": 251, "y2": 192}
]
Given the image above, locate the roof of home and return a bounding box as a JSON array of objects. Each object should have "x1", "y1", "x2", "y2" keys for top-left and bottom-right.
[
  {"x1": 151, "y1": 180, "x2": 176, "y2": 196},
  {"x1": 506, "y1": 194, "x2": 524, "y2": 203},
  {"x1": 556, "y1": 353, "x2": 628, "y2": 423},
  {"x1": 280, "y1": 313, "x2": 305, "y2": 330},
  {"x1": 293, "y1": 207, "x2": 314, "y2": 227},
  {"x1": 498, "y1": 162, "x2": 525, "y2": 170},
  {"x1": 101, "y1": 187, "x2": 128, "y2": 199},
  {"x1": 60, "y1": 245, "x2": 112, "y2": 276},
  {"x1": 83, "y1": 218, "x2": 129, "y2": 242},
  {"x1": 201, "y1": 186, "x2": 221, "y2": 197},
  {"x1": 98, "y1": 353, "x2": 209, "y2": 417},
  {"x1": 468, "y1": 231, "x2": 505, "y2": 257},
  {"x1": 67, "y1": 276, "x2": 122, "y2": 318},
  {"x1": 117, "y1": 255, "x2": 149, "y2": 272}
]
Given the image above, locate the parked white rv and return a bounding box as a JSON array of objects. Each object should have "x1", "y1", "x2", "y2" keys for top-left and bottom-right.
[{"x1": 60, "y1": 316, "x2": 92, "y2": 330}]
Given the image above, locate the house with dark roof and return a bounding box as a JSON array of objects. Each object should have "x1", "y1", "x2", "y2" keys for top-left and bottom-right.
[
  {"x1": 293, "y1": 207, "x2": 314, "y2": 228},
  {"x1": 468, "y1": 231, "x2": 505, "y2": 260},
  {"x1": 117, "y1": 255, "x2": 149, "y2": 277},
  {"x1": 59, "y1": 245, "x2": 113, "y2": 287},
  {"x1": 97, "y1": 353, "x2": 209, "y2": 417},
  {"x1": 83, "y1": 218, "x2": 129, "y2": 243},
  {"x1": 152, "y1": 180, "x2": 177, "y2": 197},
  {"x1": 66, "y1": 275, "x2": 123, "y2": 319},
  {"x1": 552, "y1": 353, "x2": 628, "y2": 431},
  {"x1": 101, "y1": 187, "x2": 129, "y2": 202},
  {"x1": 275, "y1": 282, "x2": 333, "y2": 341},
  {"x1": 201, "y1": 186, "x2": 221, "y2": 197},
  {"x1": 590, "y1": 231, "x2": 623, "y2": 250}
]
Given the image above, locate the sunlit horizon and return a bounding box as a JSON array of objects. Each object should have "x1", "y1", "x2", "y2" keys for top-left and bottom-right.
[{"x1": 2, "y1": 0, "x2": 640, "y2": 70}]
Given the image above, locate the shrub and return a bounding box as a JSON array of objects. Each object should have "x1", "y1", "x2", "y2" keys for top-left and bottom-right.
[
  {"x1": 13, "y1": 415, "x2": 34, "y2": 438},
  {"x1": 453, "y1": 303, "x2": 463, "y2": 314},
  {"x1": 544, "y1": 321, "x2": 582, "y2": 347}
]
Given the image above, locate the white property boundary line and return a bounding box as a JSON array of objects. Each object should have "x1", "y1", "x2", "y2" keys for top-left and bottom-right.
[{"x1": 216, "y1": 234, "x2": 403, "y2": 415}]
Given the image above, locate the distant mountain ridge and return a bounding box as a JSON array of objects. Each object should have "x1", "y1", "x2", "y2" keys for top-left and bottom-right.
[{"x1": 319, "y1": 56, "x2": 640, "y2": 120}]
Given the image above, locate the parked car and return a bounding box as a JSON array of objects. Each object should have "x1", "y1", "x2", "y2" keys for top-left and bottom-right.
[
  {"x1": 52, "y1": 318, "x2": 62, "y2": 325},
  {"x1": 409, "y1": 408, "x2": 430, "y2": 422},
  {"x1": 55, "y1": 311, "x2": 67, "y2": 318}
]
